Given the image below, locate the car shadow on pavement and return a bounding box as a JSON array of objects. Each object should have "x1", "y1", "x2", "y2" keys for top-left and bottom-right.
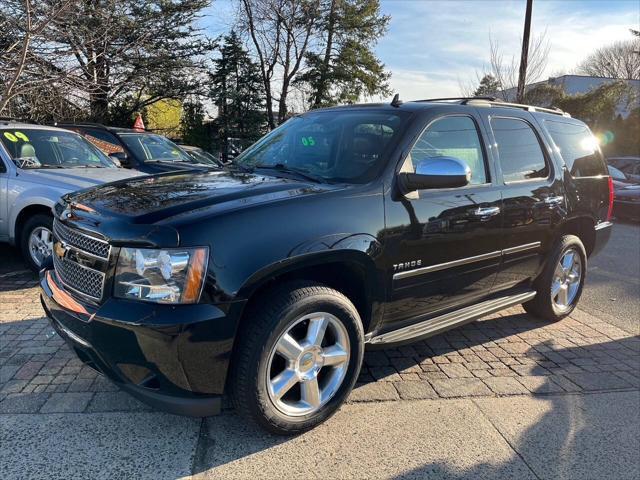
[
  {"x1": 189, "y1": 334, "x2": 639, "y2": 479},
  {"x1": 0, "y1": 245, "x2": 36, "y2": 293}
]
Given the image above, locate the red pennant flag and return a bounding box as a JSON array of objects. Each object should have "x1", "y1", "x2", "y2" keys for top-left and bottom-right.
[{"x1": 133, "y1": 114, "x2": 145, "y2": 131}]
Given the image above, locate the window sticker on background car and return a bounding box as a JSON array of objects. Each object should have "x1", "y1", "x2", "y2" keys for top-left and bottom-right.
[
  {"x1": 3, "y1": 132, "x2": 18, "y2": 142},
  {"x1": 14, "y1": 131, "x2": 29, "y2": 141}
]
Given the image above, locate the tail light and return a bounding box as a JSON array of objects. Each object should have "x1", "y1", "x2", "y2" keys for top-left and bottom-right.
[{"x1": 606, "y1": 175, "x2": 614, "y2": 222}]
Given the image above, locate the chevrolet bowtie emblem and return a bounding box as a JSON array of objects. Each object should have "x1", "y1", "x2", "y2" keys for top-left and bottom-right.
[{"x1": 54, "y1": 241, "x2": 68, "y2": 259}]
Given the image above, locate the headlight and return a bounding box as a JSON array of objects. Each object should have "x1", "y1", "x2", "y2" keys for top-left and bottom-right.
[{"x1": 115, "y1": 247, "x2": 208, "y2": 304}]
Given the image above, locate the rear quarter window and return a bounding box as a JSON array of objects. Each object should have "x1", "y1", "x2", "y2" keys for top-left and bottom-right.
[{"x1": 544, "y1": 120, "x2": 607, "y2": 177}]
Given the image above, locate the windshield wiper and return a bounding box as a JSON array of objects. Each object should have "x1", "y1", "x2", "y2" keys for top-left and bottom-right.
[
  {"x1": 255, "y1": 163, "x2": 323, "y2": 183},
  {"x1": 226, "y1": 162, "x2": 254, "y2": 173}
]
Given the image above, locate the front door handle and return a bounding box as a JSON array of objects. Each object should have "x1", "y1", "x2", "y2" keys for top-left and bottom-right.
[
  {"x1": 544, "y1": 195, "x2": 564, "y2": 207},
  {"x1": 473, "y1": 206, "x2": 501, "y2": 219}
]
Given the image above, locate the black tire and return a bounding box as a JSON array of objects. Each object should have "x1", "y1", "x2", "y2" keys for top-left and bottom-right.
[
  {"x1": 229, "y1": 281, "x2": 364, "y2": 435},
  {"x1": 523, "y1": 234, "x2": 587, "y2": 321},
  {"x1": 20, "y1": 213, "x2": 54, "y2": 272}
]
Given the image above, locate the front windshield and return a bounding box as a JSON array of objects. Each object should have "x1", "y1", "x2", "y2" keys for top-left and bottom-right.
[
  {"x1": 186, "y1": 148, "x2": 221, "y2": 166},
  {"x1": 119, "y1": 133, "x2": 196, "y2": 163},
  {"x1": 1, "y1": 128, "x2": 116, "y2": 169},
  {"x1": 233, "y1": 110, "x2": 410, "y2": 183}
]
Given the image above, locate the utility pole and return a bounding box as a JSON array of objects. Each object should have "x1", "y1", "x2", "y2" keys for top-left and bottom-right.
[{"x1": 516, "y1": 0, "x2": 533, "y2": 103}]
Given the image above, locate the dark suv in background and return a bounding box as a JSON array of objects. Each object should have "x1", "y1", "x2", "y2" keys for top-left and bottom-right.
[
  {"x1": 41, "y1": 97, "x2": 612, "y2": 434},
  {"x1": 55, "y1": 123, "x2": 214, "y2": 174}
]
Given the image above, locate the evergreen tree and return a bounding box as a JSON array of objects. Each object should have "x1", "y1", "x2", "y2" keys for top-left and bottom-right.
[
  {"x1": 181, "y1": 101, "x2": 211, "y2": 151},
  {"x1": 473, "y1": 74, "x2": 502, "y2": 97},
  {"x1": 210, "y1": 31, "x2": 266, "y2": 161},
  {"x1": 299, "y1": 0, "x2": 391, "y2": 108}
]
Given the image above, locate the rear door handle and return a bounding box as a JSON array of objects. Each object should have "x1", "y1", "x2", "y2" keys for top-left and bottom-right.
[{"x1": 473, "y1": 206, "x2": 501, "y2": 219}]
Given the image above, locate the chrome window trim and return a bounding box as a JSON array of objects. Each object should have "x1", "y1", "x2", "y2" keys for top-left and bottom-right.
[{"x1": 393, "y1": 241, "x2": 542, "y2": 280}]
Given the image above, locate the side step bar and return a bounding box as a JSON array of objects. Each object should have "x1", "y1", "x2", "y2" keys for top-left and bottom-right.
[{"x1": 367, "y1": 290, "x2": 536, "y2": 345}]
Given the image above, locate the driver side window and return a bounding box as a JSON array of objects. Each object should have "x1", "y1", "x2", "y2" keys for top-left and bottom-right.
[{"x1": 409, "y1": 116, "x2": 488, "y2": 185}]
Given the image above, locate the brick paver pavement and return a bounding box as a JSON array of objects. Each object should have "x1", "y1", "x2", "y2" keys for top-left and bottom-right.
[{"x1": 1, "y1": 267, "x2": 639, "y2": 414}]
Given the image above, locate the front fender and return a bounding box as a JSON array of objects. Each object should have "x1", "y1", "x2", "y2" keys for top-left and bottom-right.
[{"x1": 235, "y1": 230, "x2": 383, "y2": 298}]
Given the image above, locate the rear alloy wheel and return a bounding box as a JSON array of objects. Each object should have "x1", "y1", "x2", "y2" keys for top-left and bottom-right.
[
  {"x1": 20, "y1": 214, "x2": 54, "y2": 272},
  {"x1": 230, "y1": 282, "x2": 364, "y2": 435},
  {"x1": 551, "y1": 248, "x2": 582, "y2": 312},
  {"x1": 524, "y1": 235, "x2": 586, "y2": 321}
]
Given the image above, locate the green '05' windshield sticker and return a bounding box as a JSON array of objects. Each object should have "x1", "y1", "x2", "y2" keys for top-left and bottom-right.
[
  {"x1": 14, "y1": 131, "x2": 29, "y2": 141},
  {"x1": 3, "y1": 132, "x2": 18, "y2": 142},
  {"x1": 300, "y1": 136, "x2": 316, "y2": 147}
]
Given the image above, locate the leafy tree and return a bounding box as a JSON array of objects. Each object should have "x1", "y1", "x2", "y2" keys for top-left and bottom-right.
[
  {"x1": 578, "y1": 38, "x2": 640, "y2": 80},
  {"x1": 240, "y1": 0, "x2": 317, "y2": 128},
  {"x1": 556, "y1": 82, "x2": 638, "y2": 157},
  {"x1": 144, "y1": 99, "x2": 183, "y2": 137},
  {"x1": 210, "y1": 31, "x2": 267, "y2": 160},
  {"x1": 473, "y1": 74, "x2": 501, "y2": 97},
  {"x1": 299, "y1": 0, "x2": 391, "y2": 108},
  {"x1": 2, "y1": 0, "x2": 214, "y2": 122},
  {"x1": 0, "y1": 0, "x2": 75, "y2": 118}
]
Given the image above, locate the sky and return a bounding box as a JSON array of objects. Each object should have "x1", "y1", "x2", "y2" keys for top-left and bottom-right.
[{"x1": 199, "y1": 0, "x2": 639, "y2": 101}]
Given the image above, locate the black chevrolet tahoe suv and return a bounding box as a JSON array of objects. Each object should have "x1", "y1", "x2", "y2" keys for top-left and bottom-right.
[{"x1": 40, "y1": 97, "x2": 613, "y2": 434}]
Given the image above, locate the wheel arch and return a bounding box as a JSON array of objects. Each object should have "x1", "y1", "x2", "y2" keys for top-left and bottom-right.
[
  {"x1": 236, "y1": 250, "x2": 383, "y2": 335},
  {"x1": 559, "y1": 215, "x2": 596, "y2": 257}
]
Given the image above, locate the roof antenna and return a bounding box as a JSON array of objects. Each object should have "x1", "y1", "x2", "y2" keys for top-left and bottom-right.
[{"x1": 390, "y1": 93, "x2": 403, "y2": 107}]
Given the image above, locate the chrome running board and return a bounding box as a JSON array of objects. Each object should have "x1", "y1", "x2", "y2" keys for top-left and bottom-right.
[{"x1": 368, "y1": 290, "x2": 536, "y2": 345}]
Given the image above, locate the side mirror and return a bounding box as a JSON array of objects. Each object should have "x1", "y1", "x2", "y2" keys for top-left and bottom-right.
[
  {"x1": 109, "y1": 151, "x2": 129, "y2": 167},
  {"x1": 398, "y1": 156, "x2": 471, "y2": 192}
]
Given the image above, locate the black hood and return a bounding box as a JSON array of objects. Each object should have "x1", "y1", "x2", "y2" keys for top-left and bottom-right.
[{"x1": 66, "y1": 169, "x2": 340, "y2": 225}]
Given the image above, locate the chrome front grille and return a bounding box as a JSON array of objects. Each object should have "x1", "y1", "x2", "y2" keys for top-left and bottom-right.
[
  {"x1": 54, "y1": 220, "x2": 110, "y2": 259},
  {"x1": 53, "y1": 254, "x2": 105, "y2": 300},
  {"x1": 52, "y1": 220, "x2": 109, "y2": 301}
]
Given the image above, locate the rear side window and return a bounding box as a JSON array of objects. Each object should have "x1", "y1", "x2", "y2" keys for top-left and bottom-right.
[
  {"x1": 491, "y1": 117, "x2": 548, "y2": 183},
  {"x1": 544, "y1": 120, "x2": 607, "y2": 177}
]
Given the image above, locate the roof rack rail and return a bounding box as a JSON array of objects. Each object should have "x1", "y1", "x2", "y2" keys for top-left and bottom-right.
[
  {"x1": 415, "y1": 96, "x2": 499, "y2": 103},
  {"x1": 52, "y1": 121, "x2": 108, "y2": 128},
  {"x1": 413, "y1": 97, "x2": 570, "y2": 117}
]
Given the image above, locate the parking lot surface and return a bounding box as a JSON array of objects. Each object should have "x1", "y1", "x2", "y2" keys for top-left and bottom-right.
[{"x1": 1, "y1": 222, "x2": 638, "y2": 479}]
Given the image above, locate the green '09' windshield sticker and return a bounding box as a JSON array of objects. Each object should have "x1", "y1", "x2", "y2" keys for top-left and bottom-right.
[
  {"x1": 3, "y1": 132, "x2": 18, "y2": 142},
  {"x1": 14, "y1": 131, "x2": 29, "y2": 141}
]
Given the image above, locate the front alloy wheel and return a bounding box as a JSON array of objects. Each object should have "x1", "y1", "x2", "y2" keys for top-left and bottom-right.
[
  {"x1": 266, "y1": 313, "x2": 350, "y2": 417},
  {"x1": 230, "y1": 282, "x2": 364, "y2": 435}
]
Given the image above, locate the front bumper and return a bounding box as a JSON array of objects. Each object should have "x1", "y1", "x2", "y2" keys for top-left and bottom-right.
[{"x1": 40, "y1": 268, "x2": 245, "y2": 417}]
